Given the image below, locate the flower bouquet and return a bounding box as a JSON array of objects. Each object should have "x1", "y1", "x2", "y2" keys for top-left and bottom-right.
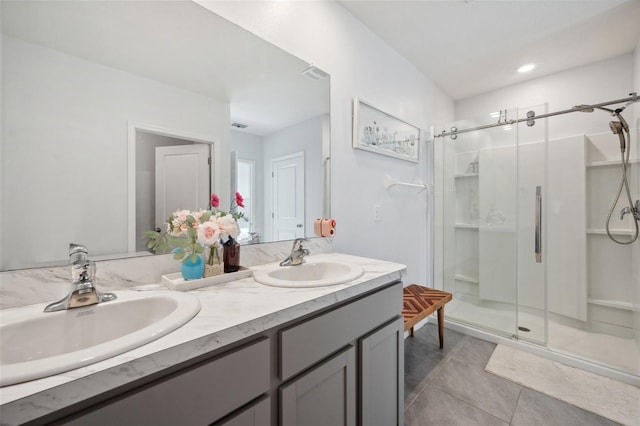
[{"x1": 145, "y1": 192, "x2": 245, "y2": 279}]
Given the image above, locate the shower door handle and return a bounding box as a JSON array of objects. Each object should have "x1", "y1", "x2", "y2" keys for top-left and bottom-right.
[{"x1": 535, "y1": 186, "x2": 542, "y2": 263}]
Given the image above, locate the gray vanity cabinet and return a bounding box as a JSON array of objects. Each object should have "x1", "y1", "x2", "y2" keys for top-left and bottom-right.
[
  {"x1": 60, "y1": 338, "x2": 270, "y2": 426},
  {"x1": 214, "y1": 396, "x2": 271, "y2": 426},
  {"x1": 278, "y1": 282, "x2": 403, "y2": 426},
  {"x1": 360, "y1": 317, "x2": 404, "y2": 426},
  {"x1": 280, "y1": 346, "x2": 356, "y2": 426}
]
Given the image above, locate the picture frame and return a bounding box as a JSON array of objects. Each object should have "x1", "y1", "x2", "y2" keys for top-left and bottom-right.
[{"x1": 352, "y1": 97, "x2": 420, "y2": 163}]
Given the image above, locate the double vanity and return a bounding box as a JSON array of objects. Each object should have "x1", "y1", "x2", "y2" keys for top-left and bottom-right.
[{"x1": 0, "y1": 250, "x2": 406, "y2": 425}]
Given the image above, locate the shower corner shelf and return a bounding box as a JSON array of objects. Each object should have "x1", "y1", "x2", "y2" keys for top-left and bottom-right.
[
  {"x1": 454, "y1": 172, "x2": 479, "y2": 178},
  {"x1": 586, "y1": 158, "x2": 640, "y2": 168},
  {"x1": 454, "y1": 274, "x2": 479, "y2": 284},
  {"x1": 455, "y1": 223, "x2": 479, "y2": 230},
  {"x1": 586, "y1": 228, "x2": 635, "y2": 236},
  {"x1": 587, "y1": 298, "x2": 634, "y2": 311}
]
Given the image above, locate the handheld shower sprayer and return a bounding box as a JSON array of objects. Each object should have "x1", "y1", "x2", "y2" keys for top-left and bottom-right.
[
  {"x1": 574, "y1": 101, "x2": 638, "y2": 244},
  {"x1": 608, "y1": 121, "x2": 626, "y2": 153}
]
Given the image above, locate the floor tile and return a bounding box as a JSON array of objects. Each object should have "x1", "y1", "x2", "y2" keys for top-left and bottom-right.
[
  {"x1": 404, "y1": 337, "x2": 448, "y2": 408},
  {"x1": 451, "y1": 336, "x2": 497, "y2": 368},
  {"x1": 404, "y1": 386, "x2": 508, "y2": 426},
  {"x1": 431, "y1": 358, "x2": 522, "y2": 422},
  {"x1": 410, "y1": 322, "x2": 467, "y2": 357},
  {"x1": 511, "y1": 388, "x2": 622, "y2": 426}
]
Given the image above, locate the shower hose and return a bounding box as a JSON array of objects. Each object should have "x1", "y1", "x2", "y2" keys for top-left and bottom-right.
[{"x1": 605, "y1": 124, "x2": 639, "y2": 244}]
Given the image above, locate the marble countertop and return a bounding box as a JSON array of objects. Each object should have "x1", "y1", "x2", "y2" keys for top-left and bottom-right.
[{"x1": 0, "y1": 253, "x2": 405, "y2": 425}]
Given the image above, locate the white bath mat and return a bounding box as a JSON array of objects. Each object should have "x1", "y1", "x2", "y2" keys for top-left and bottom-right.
[{"x1": 485, "y1": 344, "x2": 640, "y2": 426}]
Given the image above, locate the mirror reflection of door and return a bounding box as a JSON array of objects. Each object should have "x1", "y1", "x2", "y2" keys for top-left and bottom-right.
[
  {"x1": 155, "y1": 144, "x2": 210, "y2": 237},
  {"x1": 271, "y1": 152, "x2": 305, "y2": 240}
]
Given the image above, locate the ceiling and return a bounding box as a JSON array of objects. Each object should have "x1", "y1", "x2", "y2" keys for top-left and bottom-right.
[{"x1": 340, "y1": 0, "x2": 640, "y2": 100}]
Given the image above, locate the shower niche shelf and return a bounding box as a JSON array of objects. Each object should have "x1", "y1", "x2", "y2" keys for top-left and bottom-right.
[
  {"x1": 586, "y1": 228, "x2": 635, "y2": 236},
  {"x1": 454, "y1": 173, "x2": 479, "y2": 179},
  {"x1": 454, "y1": 274, "x2": 479, "y2": 284},
  {"x1": 455, "y1": 223, "x2": 479, "y2": 230},
  {"x1": 586, "y1": 158, "x2": 639, "y2": 168}
]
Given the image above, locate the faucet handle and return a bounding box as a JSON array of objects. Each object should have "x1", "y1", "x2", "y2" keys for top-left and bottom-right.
[
  {"x1": 69, "y1": 243, "x2": 89, "y2": 264},
  {"x1": 293, "y1": 237, "x2": 307, "y2": 247}
]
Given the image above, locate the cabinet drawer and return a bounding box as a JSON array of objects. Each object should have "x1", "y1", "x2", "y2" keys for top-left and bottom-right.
[
  {"x1": 214, "y1": 395, "x2": 270, "y2": 426},
  {"x1": 280, "y1": 282, "x2": 401, "y2": 380},
  {"x1": 64, "y1": 338, "x2": 270, "y2": 426}
]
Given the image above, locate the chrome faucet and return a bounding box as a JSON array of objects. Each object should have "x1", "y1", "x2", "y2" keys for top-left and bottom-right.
[
  {"x1": 279, "y1": 238, "x2": 310, "y2": 266},
  {"x1": 44, "y1": 244, "x2": 117, "y2": 312},
  {"x1": 620, "y1": 200, "x2": 640, "y2": 221}
]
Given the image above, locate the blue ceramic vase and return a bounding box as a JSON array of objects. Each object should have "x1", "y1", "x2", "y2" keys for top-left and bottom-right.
[{"x1": 181, "y1": 255, "x2": 204, "y2": 280}]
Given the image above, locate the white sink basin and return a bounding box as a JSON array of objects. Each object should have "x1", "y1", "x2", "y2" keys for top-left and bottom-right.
[
  {"x1": 253, "y1": 258, "x2": 364, "y2": 288},
  {"x1": 0, "y1": 290, "x2": 200, "y2": 387}
]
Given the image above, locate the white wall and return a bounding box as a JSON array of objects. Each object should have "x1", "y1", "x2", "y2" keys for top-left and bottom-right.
[
  {"x1": 1, "y1": 35, "x2": 230, "y2": 269},
  {"x1": 197, "y1": 1, "x2": 454, "y2": 286}
]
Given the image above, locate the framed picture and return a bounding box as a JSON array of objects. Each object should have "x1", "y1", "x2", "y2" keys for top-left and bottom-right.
[{"x1": 352, "y1": 97, "x2": 420, "y2": 163}]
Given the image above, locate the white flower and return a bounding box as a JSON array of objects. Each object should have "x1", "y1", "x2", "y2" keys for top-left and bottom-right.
[
  {"x1": 192, "y1": 210, "x2": 204, "y2": 222},
  {"x1": 197, "y1": 221, "x2": 221, "y2": 246},
  {"x1": 217, "y1": 215, "x2": 240, "y2": 242},
  {"x1": 173, "y1": 209, "x2": 190, "y2": 222}
]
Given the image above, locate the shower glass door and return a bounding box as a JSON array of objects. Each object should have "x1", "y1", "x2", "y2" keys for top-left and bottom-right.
[
  {"x1": 441, "y1": 109, "x2": 519, "y2": 339},
  {"x1": 439, "y1": 106, "x2": 548, "y2": 345},
  {"x1": 514, "y1": 104, "x2": 547, "y2": 346}
]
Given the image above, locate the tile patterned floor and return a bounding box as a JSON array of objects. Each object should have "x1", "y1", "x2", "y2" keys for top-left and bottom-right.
[{"x1": 404, "y1": 323, "x2": 622, "y2": 426}]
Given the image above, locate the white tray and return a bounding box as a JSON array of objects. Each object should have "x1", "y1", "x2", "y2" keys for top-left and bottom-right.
[{"x1": 161, "y1": 266, "x2": 253, "y2": 291}]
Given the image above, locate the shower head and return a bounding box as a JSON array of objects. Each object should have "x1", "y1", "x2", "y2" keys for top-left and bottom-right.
[
  {"x1": 609, "y1": 121, "x2": 626, "y2": 152},
  {"x1": 609, "y1": 121, "x2": 623, "y2": 134}
]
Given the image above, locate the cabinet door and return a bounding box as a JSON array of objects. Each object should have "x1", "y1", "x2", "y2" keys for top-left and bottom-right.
[
  {"x1": 215, "y1": 396, "x2": 270, "y2": 426},
  {"x1": 280, "y1": 345, "x2": 356, "y2": 426},
  {"x1": 360, "y1": 316, "x2": 404, "y2": 426}
]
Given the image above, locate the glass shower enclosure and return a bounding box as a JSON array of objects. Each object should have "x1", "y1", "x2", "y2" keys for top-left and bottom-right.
[{"x1": 436, "y1": 103, "x2": 639, "y2": 379}]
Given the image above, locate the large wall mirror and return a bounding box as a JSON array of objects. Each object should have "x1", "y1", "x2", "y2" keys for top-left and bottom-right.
[{"x1": 1, "y1": 1, "x2": 330, "y2": 271}]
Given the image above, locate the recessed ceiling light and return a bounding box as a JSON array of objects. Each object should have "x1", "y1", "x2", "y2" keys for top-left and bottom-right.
[
  {"x1": 517, "y1": 63, "x2": 536, "y2": 73},
  {"x1": 489, "y1": 111, "x2": 500, "y2": 118}
]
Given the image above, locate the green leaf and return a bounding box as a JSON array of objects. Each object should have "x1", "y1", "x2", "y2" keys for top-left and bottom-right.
[
  {"x1": 167, "y1": 236, "x2": 189, "y2": 248},
  {"x1": 172, "y1": 249, "x2": 185, "y2": 260},
  {"x1": 190, "y1": 253, "x2": 199, "y2": 263},
  {"x1": 187, "y1": 227, "x2": 197, "y2": 239},
  {"x1": 144, "y1": 230, "x2": 160, "y2": 238},
  {"x1": 194, "y1": 244, "x2": 204, "y2": 254}
]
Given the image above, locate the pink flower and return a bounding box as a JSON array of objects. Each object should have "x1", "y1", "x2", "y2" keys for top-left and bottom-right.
[
  {"x1": 235, "y1": 192, "x2": 245, "y2": 208},
  {"x1": 210, "y1": 193, "x2": 220, "y2": 209},
  {"x1": 197, "y1": 220, "x2": 221, "y2": 246}
]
